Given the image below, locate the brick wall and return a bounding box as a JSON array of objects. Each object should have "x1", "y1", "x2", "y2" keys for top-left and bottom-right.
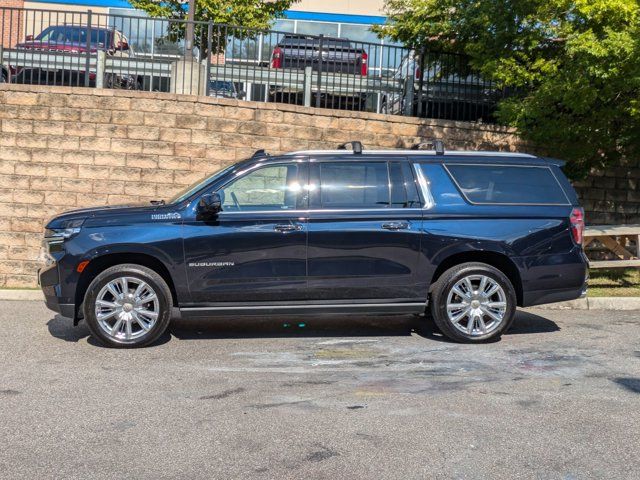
[
  {"x1": 0, "y1": 84, "x2": 635, "y2": 288},
  {"x1": 1, "y1": 0, "x2": 24, "y2": 48}
]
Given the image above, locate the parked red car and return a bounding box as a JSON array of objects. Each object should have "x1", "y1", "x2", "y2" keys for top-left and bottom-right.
[{"x1": 12, "y1": 24, "x2": 141, "y2": 89}]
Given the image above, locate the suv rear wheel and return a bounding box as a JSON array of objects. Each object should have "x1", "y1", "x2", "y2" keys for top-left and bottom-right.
[
  {"x1": 430, "y1": 262, "x2": 516, "y2": 343},
  {"x1": 83, "y1": 264, "x2": 172, "y2": 348}
]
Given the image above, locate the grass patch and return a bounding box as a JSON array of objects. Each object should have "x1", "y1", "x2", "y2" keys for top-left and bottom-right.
[{"x1": 588, "y1": 268, "x2": 640, "y2": 297}]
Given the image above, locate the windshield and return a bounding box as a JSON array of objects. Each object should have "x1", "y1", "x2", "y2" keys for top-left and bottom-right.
[
  {"x1": 210, "y1": 81, "x2": 234, "y2": 91},
  {"x1": 36, "y1": 26, "x2": 109, "y2": 46},
  {"x1": 168, "y1": 164, "x2": 236, "y2": 204}
]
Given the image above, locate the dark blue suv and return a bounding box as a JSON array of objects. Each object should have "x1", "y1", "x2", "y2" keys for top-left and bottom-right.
[{"x1": 39, "y1": 141, "x2": 588, "y2": 347}]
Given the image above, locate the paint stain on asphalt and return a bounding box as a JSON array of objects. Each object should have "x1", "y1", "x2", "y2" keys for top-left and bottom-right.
[
  {"x1": 0, "y1": 389, "x2": 21, "y2": 396},
  {"x1": 516, "y1": 354, "x2": 582, "y2": 372},
  {"x1": 249, "y1": 399, "x2": 314, "y2": 410},
  {"x1": 200, "y1": 387, "x2": 245, "y2": 400},
  {"x1": 612, "y1": 377, "x2": 640, "y2": 394},
  {"x1": 306, "y1": 444, "x2": 339, "y2": 462},
  {"x1": 314, "y1": 347, "x2": 380, "y2": 360}
]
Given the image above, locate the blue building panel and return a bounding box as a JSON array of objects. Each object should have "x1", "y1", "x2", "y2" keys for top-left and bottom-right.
[{"x1": 26, "y1": 0, "x2": 387, "y2": 25}]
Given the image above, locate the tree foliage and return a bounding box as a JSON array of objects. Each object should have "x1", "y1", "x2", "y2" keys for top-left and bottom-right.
[
  {"x1": 376, "y1": 0, "x2": 640, "y2": 177},
  {"x1": 130, "y1": 0, "x2": 297, "y2": 59}
]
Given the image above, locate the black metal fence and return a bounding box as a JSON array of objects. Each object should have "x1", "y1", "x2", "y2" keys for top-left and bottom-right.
[{"x1": 0, "y1": 6, "x2": 503, "y2": 122}]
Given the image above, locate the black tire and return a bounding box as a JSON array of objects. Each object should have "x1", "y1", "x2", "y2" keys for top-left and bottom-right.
[
  {"x1": 83, "y1": 264, "x2": 172, "y2": 348},
  {"x1": 429, "y1": 262, "x2": 517, "y2": 343}
]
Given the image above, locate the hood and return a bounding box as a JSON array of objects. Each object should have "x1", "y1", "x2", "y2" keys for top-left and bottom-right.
[{"x1": 46, "y1": 204, "x2": 160, "y2": 229}]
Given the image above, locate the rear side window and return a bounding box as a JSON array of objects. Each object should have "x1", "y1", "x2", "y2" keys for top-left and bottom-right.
[
  {"x1": 445, "y1": 164, "x2": 569, "y2": 205},
  {"x1": 319, "y1": 162, "x2": 389, "y2": 208}
]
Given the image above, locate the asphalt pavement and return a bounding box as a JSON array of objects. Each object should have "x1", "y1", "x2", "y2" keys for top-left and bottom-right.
[{"x1": 1, "y1": 301, "x2": 639, "y2": 479}]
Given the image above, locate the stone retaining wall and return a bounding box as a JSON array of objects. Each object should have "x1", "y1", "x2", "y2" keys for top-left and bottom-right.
[{"x1": 0, "y1": 83, "x2": 635, "y2": 288}]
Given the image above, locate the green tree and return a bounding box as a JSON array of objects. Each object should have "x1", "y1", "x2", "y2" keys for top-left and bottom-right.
[
  {"x1": 130, "y1": 0, "x2": 297, "y2": 60},
  {"x1": 376, "y1": 0, "x2": 640, "y2": 177}
]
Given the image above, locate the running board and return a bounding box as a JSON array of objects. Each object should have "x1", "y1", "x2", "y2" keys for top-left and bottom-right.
[{"x1": 179, "y1": 302, "x2": 426, "y2": 317}]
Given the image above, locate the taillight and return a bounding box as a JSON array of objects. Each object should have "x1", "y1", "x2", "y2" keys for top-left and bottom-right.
[
  {"x1": 570, "y1": 207, "x2": 585, "y2": 245},
  {"x1": 271, "y1": 47, "x2": 282, "y2": 69},
  {"x1": 360, "y1": 51, "x2": 368, "y2": 76},
  {"x1": 415, "y1": 65, "x2": 421, "y2": 81}
]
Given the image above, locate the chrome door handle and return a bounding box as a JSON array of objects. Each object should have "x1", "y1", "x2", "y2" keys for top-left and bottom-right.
[
  {"x1": 274, "y1": 223, "x2": 303, "y2": 233},
  {"x1": 381, "y1": 221, "x2": 409, "y2": 231}
]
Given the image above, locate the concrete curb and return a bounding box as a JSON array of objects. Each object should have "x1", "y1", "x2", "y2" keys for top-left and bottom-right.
[
  {"x1": 0, "y1": 290, "x2": 43, "y2": 301},
  {"x1": 0, "y1": 290, "x2": 638, "y2": 310},
  {"x1": 530, "y1": 297, "x2": 640, "y2": 310}
]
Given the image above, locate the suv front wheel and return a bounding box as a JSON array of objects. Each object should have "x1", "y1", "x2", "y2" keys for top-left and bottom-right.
[
  {"x1": 84, "y1": 264, "x2": 172, "y2": 348},
  {"x1": 430, "y1": 262, "x2": 516, "y2": 343}
]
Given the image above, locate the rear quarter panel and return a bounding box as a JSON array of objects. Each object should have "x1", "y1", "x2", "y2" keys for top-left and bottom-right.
[{"x1": 417, "y1": 162, "x2": 587, "y2": 302}]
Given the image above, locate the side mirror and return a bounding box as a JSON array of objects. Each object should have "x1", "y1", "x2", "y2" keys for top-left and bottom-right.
[
  {"x1": 117, "y1": 40, "x2": 129, "y2": 51},
  {"x1": 198, "y1": 192, "x2": 222, "y2": 217},
  {"x1": 25, "y1": 34, "x2": 33, "y2": 41},
  {"x1": 237, "y1": 90, "x2": 246, "y2": 99}
]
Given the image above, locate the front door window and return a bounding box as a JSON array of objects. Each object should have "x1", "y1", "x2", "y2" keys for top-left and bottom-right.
[{"x1": 219, "y1": 164, "x2": 301, "y2": 212}]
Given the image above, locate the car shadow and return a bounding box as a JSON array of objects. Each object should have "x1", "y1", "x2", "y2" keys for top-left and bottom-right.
[
  {"x1": 46, "y1": 310, "x2": 559, "y2": 346},
  {"x1": 46, "y1": 315, "x2": 172, "y2": 348},
  {"x1": 170, "y1": 310, "x2": 560, "y2": 342}
]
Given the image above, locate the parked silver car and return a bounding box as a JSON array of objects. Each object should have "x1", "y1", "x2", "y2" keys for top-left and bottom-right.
[{"x1": 381, "y1": 50, "x2": 500, "y2": 122}]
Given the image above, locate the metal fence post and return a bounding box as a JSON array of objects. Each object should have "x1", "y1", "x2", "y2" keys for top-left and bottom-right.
[
  {"x1": 96, "y1": 50, "x2": 106, "y2": 89},
  {"x1": 315, "y1": 34, "x2": 323, "y2": 108},
  {"x1": 205, "y1": 21, "x2": 212, "y2": 97},
  {"x1": 403, "y1": 75, "x2": 414, "y2": 116},
  {"x1": 303, "y1": 66, "x2": 312, "y2": 107},
  {"x1": 416, "y1": 47, "x2": 426, "y2": 118},
  {"x1": 85, "y1": 10, "x2": 92, "y2": 87},
  {"x1": 0, "y1": 44, "x2": 4, "y2": 83}
]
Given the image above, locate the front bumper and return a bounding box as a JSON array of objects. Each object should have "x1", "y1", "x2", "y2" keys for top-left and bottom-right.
[{"x1": 39, "y1": 263, "x2": 74, "y2": 318}]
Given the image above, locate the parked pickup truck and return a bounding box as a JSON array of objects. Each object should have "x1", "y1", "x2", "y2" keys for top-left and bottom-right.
[
  {"x1": 270, "y1": 34, "x2": 368, "y2": 76},
  {"x1": 269, "y1": 34, "x2": 369, "y2": 109},
  {"x1": 11, "y1": 25, "x2": 141, "y2": 89}
]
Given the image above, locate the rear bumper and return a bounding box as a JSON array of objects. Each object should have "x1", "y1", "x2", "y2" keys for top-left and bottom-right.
[
  {"x1": 518, "y1": 248, "x2": 589, "y2": 307},
  {"x1": 522, "y1": 282, "x2": 588, "y2": 307},
  {"x1": 39, "y1": 264, "x2": 75, "y2": 319}
]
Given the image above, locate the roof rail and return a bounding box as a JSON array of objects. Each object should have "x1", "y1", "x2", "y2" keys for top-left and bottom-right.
[
  {"x1": 411, "y1": 139, "x2": 445, "y2": 155},
  {"x1": 337, "y1": 141, "x2": 363, "y2": 154}
]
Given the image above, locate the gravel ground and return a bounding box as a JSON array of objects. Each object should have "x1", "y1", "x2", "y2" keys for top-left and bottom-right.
[{"x1": 1, "y1": 301, "x2": 639, "y2": 480}]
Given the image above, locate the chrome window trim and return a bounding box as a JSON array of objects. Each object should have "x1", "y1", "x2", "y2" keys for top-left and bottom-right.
[
  {"x1": 442, "y1": 163, "x2": 572, "y2": 206},
  {"x1": 413, "y1": 163, "x2": 435, "y2": 210},
  {"x1": 216, "y1": 208, "x2": 426, "y2": 216}
]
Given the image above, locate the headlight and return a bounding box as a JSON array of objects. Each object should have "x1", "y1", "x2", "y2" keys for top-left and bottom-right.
[
  {"x1": 42, "y1": 219, "x2": 85, "y2": 261},
  {"x1": 44, "y1": 219, "x2": 85, "y2": 241}
]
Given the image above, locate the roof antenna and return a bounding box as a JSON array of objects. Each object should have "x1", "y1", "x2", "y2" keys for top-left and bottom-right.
[
  {"x1": 411, "y1": 139, "x2": 445, "y2": 155},
  {"x1": 251, "y1": 149, "x2": 269, "y2": 158},
  {"x1": 337, "y1": 141, "x2": 363, "y2": 154}
]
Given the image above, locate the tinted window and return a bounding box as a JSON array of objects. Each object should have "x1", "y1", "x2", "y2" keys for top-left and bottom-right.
[
  {"x1": 37, "y1": 26, "x2": 109, "y2": 46},
  {"x1": 445, "y1": 164, "x2": 568, "y2": 205},
  {"x1": 220, "y1": 164, "x2": 300, "y2": 211},
  {"x1": 389, "y1": 162, "x2": 421, "y2": 208},
  {"x1": 320, "y1": 162, "x2": 389, "y2": 208}
]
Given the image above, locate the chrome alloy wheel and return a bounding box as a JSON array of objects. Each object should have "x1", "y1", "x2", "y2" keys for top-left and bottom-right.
[
  {"x1": 95, "y1": 277, "x2": 159, "y2": 341},
  {"x1": 445, "y1": 275, "x2": 507, "y2": 336}
]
